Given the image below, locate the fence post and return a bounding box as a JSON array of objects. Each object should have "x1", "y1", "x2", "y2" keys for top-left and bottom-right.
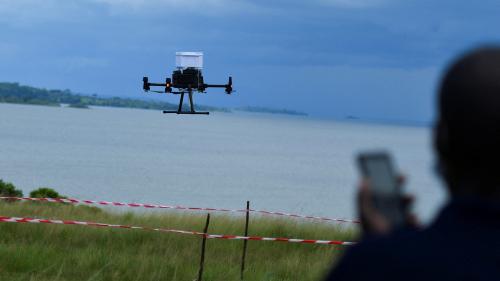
[
  {"x1": 240, "y1": 201, "x2": 250, "y2": 280},
  {"x1": 197, "y1": 213, "x2": 211, "y2": 281}
]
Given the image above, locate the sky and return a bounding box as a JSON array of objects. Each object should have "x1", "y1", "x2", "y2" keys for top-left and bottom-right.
[{"x1": 1, "y1": 0, "x2": 500, "y2": 122}]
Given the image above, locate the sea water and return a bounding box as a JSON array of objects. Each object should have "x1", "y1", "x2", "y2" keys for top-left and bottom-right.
[{"x1": 0, "y1": 103, "x2": 445, "y2": 223}]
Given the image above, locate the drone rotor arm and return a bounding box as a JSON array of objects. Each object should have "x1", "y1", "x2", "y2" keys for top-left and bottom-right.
[
  {"x1": 203, "y1": 76, "x2": 233, "y2": 94},
  {"x1": 143, "y1": 76, "x2": 172, "y2": 93},
  {"x1": 203, "y1": 84, "x2": 227, "y2": 88}
]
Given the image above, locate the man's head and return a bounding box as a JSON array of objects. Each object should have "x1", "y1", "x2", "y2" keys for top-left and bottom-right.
[{"x1": 436, "y1": 47, "x2": 500, "y2": 197}]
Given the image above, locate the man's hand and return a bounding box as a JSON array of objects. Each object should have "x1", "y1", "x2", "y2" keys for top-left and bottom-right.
[{"x1": 357, "y1": 176, "x2": 419, "y2": 236}]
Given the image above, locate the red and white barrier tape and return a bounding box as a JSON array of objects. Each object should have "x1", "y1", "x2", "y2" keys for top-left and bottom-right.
[
  {"x1": 0, "y1": 216, "x2": 356, "y2": 246},
  {"x1": 0, "y1": 197, "x2": 359, "y2": 224}
]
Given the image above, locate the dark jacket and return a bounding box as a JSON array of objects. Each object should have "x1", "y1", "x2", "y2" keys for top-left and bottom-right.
[{"x1": 325, "y1": 197, "x2": 500, "y2": 281}]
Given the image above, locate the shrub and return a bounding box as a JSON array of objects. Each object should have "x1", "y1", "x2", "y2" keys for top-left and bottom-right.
[
  {"x1": 30, "y1": 187, "x2": 65, "y2": 198},
  {"x1": 0, "y1": 179, "x2": 23, "y2": 197}
]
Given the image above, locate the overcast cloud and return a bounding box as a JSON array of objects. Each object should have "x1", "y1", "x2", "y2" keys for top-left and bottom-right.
[{"x1": 1, "y1": 0, "x2": 499, "y2": 122}]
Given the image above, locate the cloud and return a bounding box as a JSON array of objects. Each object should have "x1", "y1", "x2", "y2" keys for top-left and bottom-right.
[
  {"x1": 318, "y1": 0, "x2": 389, "y2": 8},
  {"x1": 90, "y1": 0, "x2": 257, "y2": 15},
  {"x1": 0, "y1": 0, "x2": 384, "y2": 25},
  {"x1": 0, "y1": 0, "x2": 100, "y2": 26},
  {"x1": 92, "y1": 0, "x2": 231, "y2": 7},
  {"x1": 55, "y1": 57, "x2": 110, "y2": 72},
  {"x1": 0, "y1": 0, "x2": 261, "y2": 23}
]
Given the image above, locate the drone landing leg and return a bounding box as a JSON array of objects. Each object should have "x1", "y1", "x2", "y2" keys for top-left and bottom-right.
[
  {"x1": 187, "y1": 92, "x2": 209, "y2": 115},
  {"x1": 189, "y1": 92, "x2": 210, "y2": 115},
  {"x1": 162, "y1": 93, "x2": 185, "y2": 114},
  {"x1": 189, "y1": 92, "x2": 195, "y2": 113},
  {"x1": 162, "y1": 92, "x2": 209, "y2": 115},
  {"x1": 178, "y1": 93, "x2": 185, "y2": 113},
  {"x1": 188, "y1": 92, "x2": 209, "y2": 114}
]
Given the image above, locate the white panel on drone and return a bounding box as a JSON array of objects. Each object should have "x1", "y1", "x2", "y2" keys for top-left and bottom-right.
[{"x1": 176, "y1": 52, "x2": 203, "y2": 69}]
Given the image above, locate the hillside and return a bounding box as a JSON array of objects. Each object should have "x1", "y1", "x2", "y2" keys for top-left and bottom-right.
[
  {"x1": 0, "y1": 82, "x2": 230, "y2": 113},
  {"x1": 0, "y1": 201, "x2": 355, "y2": 281}
]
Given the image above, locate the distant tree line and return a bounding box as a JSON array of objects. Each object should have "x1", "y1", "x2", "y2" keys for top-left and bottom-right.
[
  {"x1": 0, "y1": 82, "x2": 230, "y2": 112},
  {"x1": 0, "y1": 82, "x2": 310, "y2": 116},
  {"x1": 237, "y1": 106, "x2": 308, "y2": 116}
]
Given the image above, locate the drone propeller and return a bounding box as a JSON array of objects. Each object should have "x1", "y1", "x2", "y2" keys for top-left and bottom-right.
[
  {"x1": 225, "y1": 76, "x2": 233, "y2": 94},
  {"x1": 143, "y1": 77, "x2": 150, "y2": 91}
]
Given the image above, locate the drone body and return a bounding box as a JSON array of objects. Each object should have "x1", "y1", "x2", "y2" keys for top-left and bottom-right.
[{"x1": 142, "y1": 52, "x2": 233, "y2": 115}]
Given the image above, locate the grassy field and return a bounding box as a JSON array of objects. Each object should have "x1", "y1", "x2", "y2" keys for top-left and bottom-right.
[{"x1": 0, "y1": 201, "x2": 357, "y2": 281}]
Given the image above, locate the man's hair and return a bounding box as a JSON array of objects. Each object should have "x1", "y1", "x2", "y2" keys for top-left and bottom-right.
[{"x1": 436, "y1": 47, "x2": 500, "y2": 195}]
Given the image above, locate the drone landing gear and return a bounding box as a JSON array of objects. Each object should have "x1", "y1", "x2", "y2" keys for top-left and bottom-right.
[{"x1": 163, "y1": 91, "x2": 209, "y2": 115}]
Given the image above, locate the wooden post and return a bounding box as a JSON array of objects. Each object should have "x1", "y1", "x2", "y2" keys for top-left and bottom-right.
[
  {"x1": 240, "y1": 201, "x2": 250, "y2": 280},
  {"x1": 197, "y1": 214, "x2": 211, "y2": 281}
]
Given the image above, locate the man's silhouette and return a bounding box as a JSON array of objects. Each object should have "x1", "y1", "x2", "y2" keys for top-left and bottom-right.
[{"x1": 325, "y1": 47, "x2": 500, "y2": 281}]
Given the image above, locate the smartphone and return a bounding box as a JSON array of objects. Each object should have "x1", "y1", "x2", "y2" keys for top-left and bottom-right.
[{"x1": 357, "y1": 151, "x2": 406, "y2": 228}]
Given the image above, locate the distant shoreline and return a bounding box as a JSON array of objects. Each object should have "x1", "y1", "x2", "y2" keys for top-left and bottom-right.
[
  {"x1": 0, "y1": 82, "x2": 230, "y2": 113},
  {"x1": 0, "y1": 82, "x2": 308, "y2": 117},
  {"x1": 235, "y1": 106, "x2": 308, "y2": 116}
]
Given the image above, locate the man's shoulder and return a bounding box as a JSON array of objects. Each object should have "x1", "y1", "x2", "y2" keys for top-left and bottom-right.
[
  {"x1": 346, "y1": 227, "x2": 430, "y2": 262},
  {"x1": 325, "y1": 227, "x2": 453, "y2": 281},
  {"x1": 326, "y1": 199, "x2": 500, "y2": 281},
  {"x1": 327, "y1": 218, "x2": 500, "y2": 280}
]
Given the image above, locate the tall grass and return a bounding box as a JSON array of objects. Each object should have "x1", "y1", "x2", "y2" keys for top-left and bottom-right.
[{"x1": 0, "y1": 202, "x2": 357, "y2": 281}]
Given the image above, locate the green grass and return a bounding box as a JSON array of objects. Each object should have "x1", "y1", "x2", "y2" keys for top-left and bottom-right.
[{"x1": 0, "y1": 202, "x2": 357, "y2": 281}]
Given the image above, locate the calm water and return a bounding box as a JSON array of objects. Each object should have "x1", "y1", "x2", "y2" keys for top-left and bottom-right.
[{"x1": 0, "y1": 103, "x2": 445, "y2": 222}]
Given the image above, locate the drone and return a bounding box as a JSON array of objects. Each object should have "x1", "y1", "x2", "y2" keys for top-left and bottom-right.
[{"x1": 142, "y1": 52, "x2": 233, "y2": 115}]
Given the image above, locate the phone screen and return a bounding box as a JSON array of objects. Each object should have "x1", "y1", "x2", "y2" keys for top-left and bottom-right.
[
  {"x1": 363, "y1": 157, "x2": 398, "y2": 195},
  {"x1": 357, "y1": 151, "x2": 405, "y2": 227}
]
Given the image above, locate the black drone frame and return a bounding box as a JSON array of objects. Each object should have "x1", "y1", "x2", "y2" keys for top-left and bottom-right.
[{"x1": 142, "y1": 76, "x2": 233, "y2": 115}]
